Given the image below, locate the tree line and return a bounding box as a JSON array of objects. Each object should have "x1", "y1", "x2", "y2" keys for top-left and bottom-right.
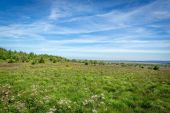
[{"x1": 0, "y1": 48, "x2": 68, "y2": 64}]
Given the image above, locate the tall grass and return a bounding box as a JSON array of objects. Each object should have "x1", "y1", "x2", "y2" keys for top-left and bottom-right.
[{"x1": 0, "y1": 62, "x2": 169, "y2": 113}]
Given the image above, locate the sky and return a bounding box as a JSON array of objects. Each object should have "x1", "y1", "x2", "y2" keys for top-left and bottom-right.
[{"x1": 0, "y1": 0, "x2": 170, "y2": 61}]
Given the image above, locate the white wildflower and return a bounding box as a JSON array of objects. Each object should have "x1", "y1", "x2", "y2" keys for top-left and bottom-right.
[
  {"x1": 92, "y1": 109, "x2": 97, "y2": 113},
  {"x1": 47, "y1": 106, "x2": 56, "y2": 113}
]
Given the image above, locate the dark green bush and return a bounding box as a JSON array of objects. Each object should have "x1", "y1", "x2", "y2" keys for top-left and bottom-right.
[
  {"x1": 84, "y1": 62, "x2": 88, "y2": 65},
  {"x1": 39, "y1": 57, "x2": 45, "y2": 63},
  {"x1": 49, "y1": 58, "x2": 53, "y2": 61},
  {"x1": 153, "y1": 65, "x2": 159, "y2": 70},
  {"x1": 139, "y1": 65, "x2": 144, "y2": 68},
  {"x1": 31, "y1": 60, "x2": 37, "y2": 65},
  {"x1": 53, "y1": 59, "x2": 57, "y2": 63}
]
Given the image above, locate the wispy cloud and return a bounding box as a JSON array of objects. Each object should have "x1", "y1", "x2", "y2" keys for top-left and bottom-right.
[
  {"x1": 1, "y1": 0, "x2": 170, "y2": 35},
  {"x1": 0, "y1": 0, "x2": 170, "y2": 60}
]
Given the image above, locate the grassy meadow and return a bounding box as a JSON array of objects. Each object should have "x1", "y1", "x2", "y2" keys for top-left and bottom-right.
[{"x1": 0, "y1": 48, "x2": 170, "y2": 113}]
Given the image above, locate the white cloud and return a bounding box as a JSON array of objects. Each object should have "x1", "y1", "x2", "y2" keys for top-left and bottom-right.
[
  {"x1": 0, "y1": 0, "x2": 170, "y2": 60},
  {"x1": 55, "y1": 0, "x2": 170, "y2": 34},
  {"x1": 36, "y1": 46, "x2": 170, "y2": 54},
  {"x1": 1, "y1": 0, "x2": 170, "y2": 37}
]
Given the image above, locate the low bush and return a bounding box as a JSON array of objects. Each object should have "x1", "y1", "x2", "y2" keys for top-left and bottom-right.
[
  {"x1": 153, "y1": 65, "x2": 159, "y2": 70},
  {"x1": 84, "y1": 62, "x2": 88, "y2": 65},
  {"x1": 39, "y1": 57, "x2": 45, "y2": 63},
  {"x1": 53, "y1": 59, "x2": 57, "y2": 63},
  {"x1": 8, "y1": 59, "x2": 15, "y2": 63},
  {"x1": 31, "y1": 60, "x2": 37, "y2": 65}
]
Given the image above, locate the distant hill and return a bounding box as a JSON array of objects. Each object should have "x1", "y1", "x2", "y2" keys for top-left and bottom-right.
[{"x1": 104, "y1": 60, "x2": 170, "y2": 64}]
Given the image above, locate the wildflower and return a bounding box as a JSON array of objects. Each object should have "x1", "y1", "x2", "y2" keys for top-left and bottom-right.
[
  {"x1": 43, "y1": 96, "x2": 50, "y2": 103},
  {"x1": 15, "y1": 102, "x2": 26, "y2": 112},
  {"x1": 101, "y1": 93, "x2": 105, "y2": 100},
  {"x1": 57, "y1": 98, "x2": 72, "y2": 108},
  {"x1": 11, "y1": 96, "x2": 15, "y2": 101},
  {"x1": 17, "y1": 93, "x2": 21, "y2": 97},
  {"x1": 68, "y1": 105, "x2": 71, "y2": 108},
  {"x1": 100, "y1": 101, "x2": 105, "y2": 105},
  {"x1": 83, "y1": 100, "x2": 88, "y2": 105},
  {"x1": 47, "y1": 106, "x2": 56, "y2": 113},
  {"x1": 92, "y1": 109, "x2": 97, "y2": 113},
  {"x1": 91, "y1": 95, "x2": 98, "y2": 100}
]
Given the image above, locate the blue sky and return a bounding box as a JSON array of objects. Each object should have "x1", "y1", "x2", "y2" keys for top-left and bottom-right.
[{"x1": 0, "y1": 0, "x2": 170, "y2": 60}]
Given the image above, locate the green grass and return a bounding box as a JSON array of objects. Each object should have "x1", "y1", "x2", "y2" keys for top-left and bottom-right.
[{"x1": 0, "y1": 62, "x2": 170, "y2": 113}]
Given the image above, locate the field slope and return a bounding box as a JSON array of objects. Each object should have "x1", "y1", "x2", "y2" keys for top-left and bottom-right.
[{"x1": 0, "y1": 62, "x2": 170, "y2": 113}]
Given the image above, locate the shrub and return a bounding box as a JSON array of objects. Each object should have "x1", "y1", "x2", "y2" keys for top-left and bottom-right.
[
  {"x1": 84, "y1": 62, "x2": 88, "y2": 65},
  {"x1": 1, "y1": 56, "x2": 7, "y2": 60},
  {"x1": 8, "y1": 59, "x2": 15, "y2": 63},
  {"x1": 53, "y1": 59, "x2": 57, "y2": 63},
  {"x1": 121, "y1": 63, "x2": 126, "y2": 67},
  {"x1": 153, "y1": 65, "x2": 159, "y2": 70},
  {"x1": 21, "y1": 56, "x2": 28, "y2": 62},
  {"x1": 31, "y1": 60, "x2": 37, "y2": 65},
  {"x1": 39, "y1": 57, "x2": 45, "y2": 63},
  {"x1": 139, "y1": 65, "x2": 144, "y2": 68},
  {"x1": 49, "y1": 58, "x2": 53, "y2": 61}
]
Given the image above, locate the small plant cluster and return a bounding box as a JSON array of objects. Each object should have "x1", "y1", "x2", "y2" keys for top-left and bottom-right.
[
  {"x1": 153, "y1": 65, "x2": 159, "y2": 70},
  {"x1": 31, "y1": 57, "x2": 45, "y2": 65},
  {"x1": 46, "y1": 94, "x2": 107, "y2": 113},
  {"x1": 71, "y1": 59, "x2": 106, "y2": 66},
  {"x1": 147, "y1": 65, "x2": 160, "y2": 70},
  {"x1": 82, "y1": 94, "x2": 107, "y2": 112}
]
